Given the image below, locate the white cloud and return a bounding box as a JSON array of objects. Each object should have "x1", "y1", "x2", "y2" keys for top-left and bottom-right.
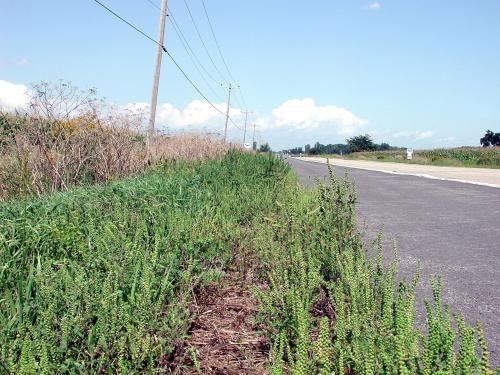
[
  {"x1": 392, "y1": 130, "x2": 435, "y2": 140},
  {"x1": 124, "y1": 100, "x2": 245, "y2": 133},
  {"x1": 416, "y1": 130, "x2": 435, "y2": 139},
  {"x1": 271, "y1": 98, "x2": 367, "y2": 134},
  {"x1": 0, "y1": 80, "x2": 29, "y2": 110},
  {"x1": 158, "y1": 100, "x2": 224, "y2": 129},
  {"x1": 368, "y1": 1, "x2": 381, "y2": 10},
  {"x1": 123, "y1": 98, "x2": 367, "y2": 141}
]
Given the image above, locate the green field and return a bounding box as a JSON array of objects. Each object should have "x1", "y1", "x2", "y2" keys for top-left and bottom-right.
[
  {"x1": 0, "y1": 152, "x2": 494, "y2": 373},
  {"x1": 324, "y1": 147, "x2": 500, "y2": 168}
]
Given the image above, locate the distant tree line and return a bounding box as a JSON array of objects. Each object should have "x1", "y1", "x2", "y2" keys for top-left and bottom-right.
[
  {"x1": 282, "y1": 130, "x2": 499, "y2": 155},
  {"x1": 282, "y1": 134, "x2": 402, "y2": 155}
]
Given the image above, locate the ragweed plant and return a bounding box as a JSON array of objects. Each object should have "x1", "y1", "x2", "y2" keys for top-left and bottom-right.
[
  {"x1": 254, "y1": 163, "x2": 494, "y2": 375},
  {"x1": 0, "y1": 151, "x2": 291, "y2": 373}
]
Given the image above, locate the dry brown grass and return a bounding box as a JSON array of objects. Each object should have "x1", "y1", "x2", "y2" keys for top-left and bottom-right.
[{"x1": 0, "y1": 81, "x2": 235, "y2": 201}]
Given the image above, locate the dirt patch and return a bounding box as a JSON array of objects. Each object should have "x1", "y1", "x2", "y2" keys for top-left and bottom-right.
[
  {"x1": 175, "y1": 273, "x2": 268, "y2": 374},
  {"x1": 310, "y1": 285, "x2": 335, "y2": 321}
]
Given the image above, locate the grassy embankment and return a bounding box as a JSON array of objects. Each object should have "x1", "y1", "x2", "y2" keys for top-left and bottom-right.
[
  {"x1": 0, "y1": 152, "x2": 289, "y2": 373},
  {"x1": 323, "y1": 147, "x2": 500, "y2": 169},
  {"x1": 0, "y1": 152, "x2": 495, "y2": 373}
]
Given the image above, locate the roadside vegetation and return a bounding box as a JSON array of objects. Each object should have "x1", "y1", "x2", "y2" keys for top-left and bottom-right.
[
  {"x1": 0, "y1": 81, "x2": 231, "y2": 202},
  {"x1": 326, "y1": 147, "x2": 500, "y2": 168},
  {"x1": 253, "y1": 166, "x2": 494, "y2": 374},
  {"x1": 0, "y1": 82, "x2": 495, "y2": 373},
  {"x1": 283, "y1": 131, "x2": 500, "y2": 168},
  {"x1": 0, "y1": 152, "x2": 290, "y2": 373},
  {"x1": 1, "y1": 151, "x2": 495, "y2": 373}
]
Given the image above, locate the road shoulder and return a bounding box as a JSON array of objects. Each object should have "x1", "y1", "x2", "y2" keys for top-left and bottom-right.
[{"x1": 297, "y1": 156, "x2": 500, "y2": 188}]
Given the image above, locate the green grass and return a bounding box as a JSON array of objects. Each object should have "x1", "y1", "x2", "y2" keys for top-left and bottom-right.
[
  {"x1": 0, "y1": 152, "x2": 495, "y2": 373},
  {"x1": 0, "y1": 151, "x2": 291, "y2": 373},
  {"x1": 321, "y1": 147, "x2": 500, "y2": 168}
]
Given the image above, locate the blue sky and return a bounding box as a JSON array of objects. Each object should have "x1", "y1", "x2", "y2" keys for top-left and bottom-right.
[{"x1": 1, "y1": 0, "x2": 499, "y2": 149}]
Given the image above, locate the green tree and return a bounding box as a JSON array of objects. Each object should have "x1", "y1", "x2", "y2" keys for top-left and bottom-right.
[
  {"x1": 259, "y1": 142, "x2": 271, "y2": 152},
  {"x1": 480, "y1": 130, "x2": 500, "y2": 147},
  {"x1": 346, "y1": 134, "x2": 377, "y2": 152},
  {"x1": 378, "y1": 142, "x2": 391, "y2": 151}
]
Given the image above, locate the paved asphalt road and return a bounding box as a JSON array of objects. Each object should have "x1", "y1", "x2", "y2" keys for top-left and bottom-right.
[{"x1": 287, "y1": 157, "x2": 500, "y2": 366}]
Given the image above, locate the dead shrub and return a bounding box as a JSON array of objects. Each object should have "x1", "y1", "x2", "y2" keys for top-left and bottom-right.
[{"x1": 0, "y1": 81, "x2": 235, "y2": 201}]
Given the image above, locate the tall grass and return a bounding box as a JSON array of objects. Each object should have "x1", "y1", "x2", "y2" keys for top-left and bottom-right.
[
  {"x1": 0, "y1": 81, "x2": 233, "y2": 202},
  {"x1": 0, "y1": 152, "x2": 289, "y2": 373}
]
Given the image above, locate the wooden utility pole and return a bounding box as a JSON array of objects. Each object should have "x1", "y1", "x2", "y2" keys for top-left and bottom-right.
[
  {"x1": 223, "y1": 83, "x2": 232, "y2": 142},
  {"x1": 147, "y1": 0, "x2": 168, "y2": 147},
  {"x1": 252, "y1": 122, "x2": 256, "y2": 150},
  {"x1": 242, "y1": 110, "x2": 249, "y2": 145}
]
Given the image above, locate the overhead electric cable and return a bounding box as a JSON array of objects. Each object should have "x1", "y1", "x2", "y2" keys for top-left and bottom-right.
[
  {"x1": 169, "y1": 16, "x2": 224, "y2": 102},
  {"x1": 199, "y1": 0, "x2": 236, "y2": 84},
  {"x1": 181, "y1": 0, "x2": 229, "y2": 85},
  {"x1": 144, "y1": 0, "x2": 247, "y2": 112},
  {"x1": 144, "y1": 0, "x2": 161, "y2": 10},
  {"x1": 91, "y1": 0, "x2": 241, "y2": 126},
  {"x1": 168, "y1": 10, "x2": 225, "y2": 90},
  {"x1": 163, "y1": 48, "x2": 229, "y2": 118},
  {"x1": 199, "y1": 0, "x2": 248, "y2": 110},
  {"x1": 142, "y1": 0, "x2": 225, "y2": 96},
  {"x1": 93, "y1": 0, "x2": 165, "y2": 50}
]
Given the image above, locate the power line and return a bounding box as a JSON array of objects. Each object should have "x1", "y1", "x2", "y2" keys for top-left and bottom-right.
[
  {"x1": 93, "y1": 0, "x2": 166, "y2": 51},
  {"x1": 144, "y1": 0, "x2": 160, "y2": 10},
  {"x1": 91, "y1": 0, "x2": 240, "y2": 127},
  {"x1": 232, "y1": 86, "x2": 246, "y2": 111},
  {"x1": 143, "y1": 0, "x2": 247, "y2": 112},
  {"x1": 199, "y1": 0, "x2": 236, "y2": 85},
  {"x1": 199, "y1": 0, "x2": 248, "y2": 110},
  {"x1": 237, "y1": 87, "x2": 248, "y2": 110},
  {"x1": 163, "y1": 49, "x2": 229, "y2": 118},
  {"x1": 168, "y1": 10, "x2": 226, "y2": 94},
  {"x1": 169, "y1": 14, "x2": 224, "y2": 102},
  {"x1": 144, "y1": 0, "x2": 161, "y2": 10},
  {"x1": 143, "y1": 0, "x2": 226, "y2": 98},
  {"x1": 182, "y1": 0, "x2": 230, "y2": 85}
]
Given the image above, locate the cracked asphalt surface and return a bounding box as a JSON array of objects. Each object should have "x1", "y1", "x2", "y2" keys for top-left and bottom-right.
[{"x1": 287, "y1": 157, "x2": 500, "y2": 366}]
